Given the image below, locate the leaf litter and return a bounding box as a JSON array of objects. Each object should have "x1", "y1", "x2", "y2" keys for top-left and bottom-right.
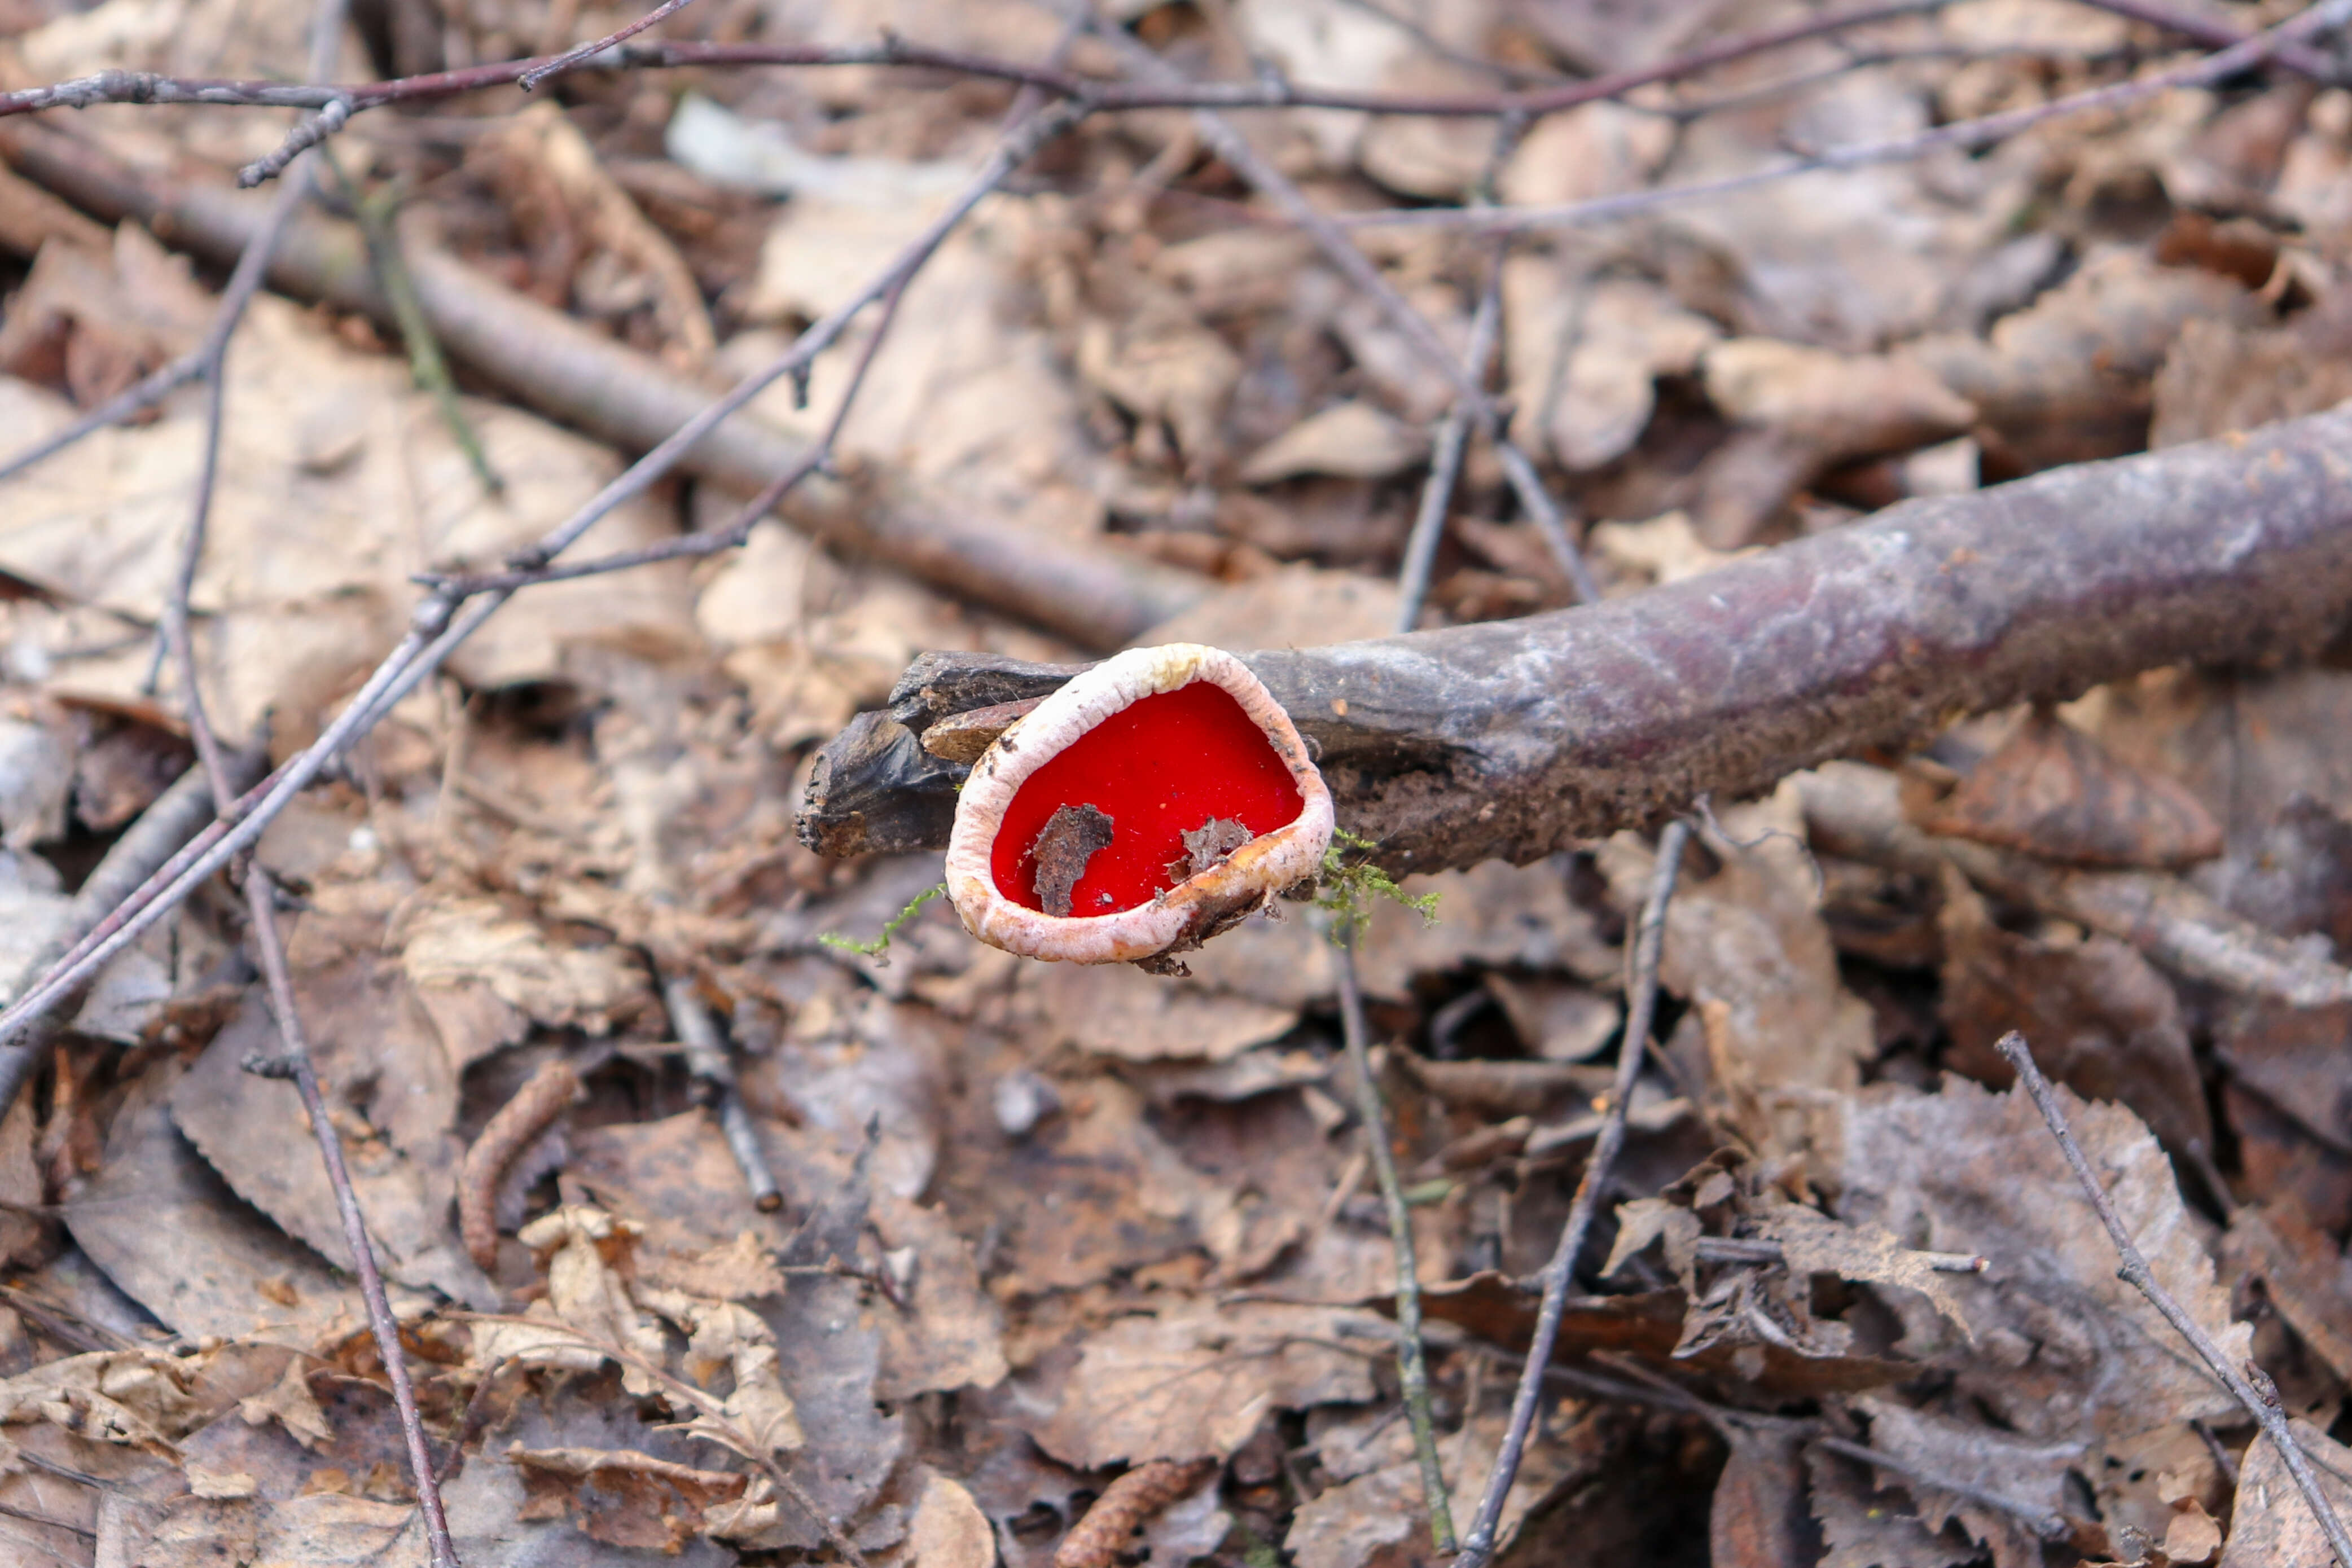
[{"x1": 3, "y1": 0, "x2": 2352, "y2": 1563}]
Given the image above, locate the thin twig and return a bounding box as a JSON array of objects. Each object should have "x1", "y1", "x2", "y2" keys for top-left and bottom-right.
[
  {"x1": 0, "y1": 99, "x2": 1082, "y2": 1053},
  {"x1": 2077, "y1": 0, "x2": 2343, "y2": 81},
  {"x1": 1094, "y1": 24, "x2": 1599, "y2": 607},
  {"x1": 0, "y1": 2, "x2": 1956, "y2": 128},
  {"x1": 245, "y1": 877, "x2": 463, "y2": 1566},
  {"x1": 518, "y1": 0, "x2": 700, "y2": 91},
  {"x1": 1456, "y1": 817, "x2": 1691, "y2": 1567},
  {"x1": 660, "y1": 970, "x2": 780, "y2": 1212},
  {"x1": 1392, "y1": 243, "x2": 1504, "y2": 636},
  {"x1": 1995, "y1": 1030, "x2": 2352, "y2": 1568},
  {"x1": 1335, "y1": 937, "x2": 1455, "y2": 1552},
  {"x1": 1343, "y1": 0, "x2": 2352, "y2": 232}
]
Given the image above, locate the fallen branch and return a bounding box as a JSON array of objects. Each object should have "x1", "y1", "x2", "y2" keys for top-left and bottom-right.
[
  {"x1": 0, "y1": 121, "x2": 1206, "y2": 650},
  {"x1": 1997, "y1": 1030, "x2": 2352, "y2": 1567},
  {"x1": 800, "y1": 405, "x2": 2352, "y2": 871}
]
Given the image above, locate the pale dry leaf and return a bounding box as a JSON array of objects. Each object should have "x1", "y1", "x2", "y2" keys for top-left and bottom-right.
[
  {"x1": 1756, "y1": 1202, "x2": 1971, "y2": 1337},
  {"x1": 1133, "y1": 564, "x2": 1402, "y2": 653},
  {"x1": 906, "y1": 1470, "x2": 995, "y2": 1568},
  {"x1": 1502, "y1": 266, "x2": 1718, "y2": 472},
  {"x1": 236, "y1": 1359, "x2": 332, "y2": 1452},
  {"x1": 475, "y1": 1207, "x2": 669, "y2": 1398},
  {"x1": 1833, "y1": 1076, "x2": 2251, "y2": 1442},
  {"x1": 2217, "y1": 1418, "x2": 2352, "y2": 1568},
  {"x1": 1026, "y1": 1301, "x2": 1377, "y2": 1469},
  {"x1": 1236, "y1": 401, "x2": 1427, "y2": 485},
  {"x1": 398, "y1": 894, "x2": 649, "y2": 1038},
  {"x1": 671, "y1": 1297, "x2": 806, "y2": 1460},
  {"x1": 1859, "y1": 1398, "x2": 2078, "y2": 1554},
  {"x1": 868, "y1": 1191, "x2": 1008, "y2": 1402},
  {"x1": 508, "y1": 1445, "x2": 747, "y2": 1554},
  {"x1": 1021, "y1": 960, "x2": 1297, "y2": 1064},
  {"x1": 1807, "y1": 1444, "x2": 1976, "y2": 1568},
  {"x1": 0, "y1": 295, "x2": 695, "y2": 744}
]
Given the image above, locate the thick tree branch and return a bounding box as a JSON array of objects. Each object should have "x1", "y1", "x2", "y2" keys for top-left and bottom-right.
[{"x1": 799, "y1": 405, "x2": 2352, "y2": 871}]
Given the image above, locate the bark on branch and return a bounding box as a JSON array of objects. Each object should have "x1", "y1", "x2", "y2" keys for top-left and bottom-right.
[{"x1": 800, "y1": 406, "x2": 2352, "y2": 871}]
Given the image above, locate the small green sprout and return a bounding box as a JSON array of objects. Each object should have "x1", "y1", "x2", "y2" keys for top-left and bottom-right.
[
  {"x1": 818, "y1": 882, "x2": 949, "y2": 963},
  {"x1": 1313, "y1": 828, "x2": 1440, "y2": 945}
]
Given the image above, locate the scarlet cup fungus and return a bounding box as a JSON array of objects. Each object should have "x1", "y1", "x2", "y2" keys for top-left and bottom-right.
[{"x1": 945, "y1": 644, "x2": 1335, "y2": 966}]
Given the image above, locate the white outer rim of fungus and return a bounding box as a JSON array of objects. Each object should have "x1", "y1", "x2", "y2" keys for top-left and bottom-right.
[{"x1": 944, "y1": 643, "x2": 1336, "y2": 964}]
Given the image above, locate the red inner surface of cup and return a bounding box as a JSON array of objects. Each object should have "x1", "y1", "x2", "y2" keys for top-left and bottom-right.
[{"x1": 990, "y1": 680, "x2": 1306, "y2": 916}]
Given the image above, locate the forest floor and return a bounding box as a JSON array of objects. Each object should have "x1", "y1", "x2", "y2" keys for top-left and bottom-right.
[{"x1": 3, "y1": 1, "x2": 2352, "y2": 1565}]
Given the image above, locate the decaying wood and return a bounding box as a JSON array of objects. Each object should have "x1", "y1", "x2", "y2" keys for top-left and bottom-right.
[
  {"x1": 0, "y1": 122, "x2": 1208, "y2": 651},
  {"x1": 801, "y1": 405, "x2": 2352, "y2": 872}
]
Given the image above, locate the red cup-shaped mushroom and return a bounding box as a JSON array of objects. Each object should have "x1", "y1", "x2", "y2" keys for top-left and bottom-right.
[{"x1": 945, "y1": 644, "x2": 1335, "y2": 965}]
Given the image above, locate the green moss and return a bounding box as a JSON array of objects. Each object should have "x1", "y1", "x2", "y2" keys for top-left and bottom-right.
[
  {"x1": 818, "y1": 882, "x2": 949, "y2": 963},
  {"x1": 1314, "y1": 828, "x2": 1440, "y2": 945}
]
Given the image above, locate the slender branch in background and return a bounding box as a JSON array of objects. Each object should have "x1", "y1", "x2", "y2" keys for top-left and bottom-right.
[
  {"x1": 660, "y1": 970, "x2": 781, "y2": 1213},
  {"x1": 0, "y1": 758, "x2": 259, "y2": 1121},
  {"x1": 518, "y1": 0, "x2": 700, "y2": 91},
  {"x1": 416, "y1": 267, "x2": 914, "y2": 599},
  {"x1": 322, "y1": 149, "x2": 504, "y2": 495},
  {"x1": 0, "y1": 350, "x2": 207, "y2": 487},
  {"x1": 1456, "y1": 817, "x2": 1690, "y2": 1567},
  {"x1": 143, "y1": 159, "x2": 319, "y2": 699},
  {"x1": 2076, "y1": 0, "x2": 2344, "y2": 80},
  {"x1": 245, "y1": 878, "x2": 463, "y2": 1568},
  {"x1": 1094, "y1": 24, "x2": 1601, "y2": 608},
  {"x1": 0, "y1": 1, "x2": 1962, "y2": 126},
  {"x1": 0, "y1": 95, "x2": 1086, "y2": 1070},
  {"x1": 1333, "y1": 938, "x2": 1455, "y2": 1552},
  {"x1": 1393, "y1": 243, "x2": 1506, "y2": 635},
  {"x1": 138, "y1": 2, "x2": 466, "y2": 1560},
  {"x1": 1345, "y1": 0, "x2": 2352, "y2": 233},
  {"x1": 1995, "y1": 1031, "x2": 2352, "y2": 1567}
]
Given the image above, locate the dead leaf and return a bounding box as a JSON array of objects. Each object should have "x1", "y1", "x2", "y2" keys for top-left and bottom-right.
[
  {"x1": 2217, "y1": 1418, "x2": 2352, "y2": 1568},
  {"x1": 1023, "y1": 1299, "x2": 1377, "y2": 1469},
  {"x1": 1832, "y1": 1076, "x2": 2251, "y2": 1443},
  {"x1": 1911, "y1": 708, "x2": 2222, "y2": 869}
]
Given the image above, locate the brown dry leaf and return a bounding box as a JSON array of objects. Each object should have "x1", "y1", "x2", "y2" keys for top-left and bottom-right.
[
  {"x1": 1503, "y1": 266, "x2": 1718, "y2": 473},
  {"x1": 64, "y1": 1065, "x2": 366, "y2": 1350},
  {"x1": 1936, "y1": 868, "x2": 2213, "y2": 1158},
  {"x1": 398, "y1": 892, "x2": 651, "y2": 1042},
  {"x1": 1832, "y1": 1075, "x2": 2250, "y2": 1442},
  {"x1": 1236, "y1": 401, "x2": 1427, "y2": 484},
  {"x1": 1286, "y1": 1398, "x2": 1595, "y2": 1568},
  {"x1": 1133, "y1": 564, "x2": 1402, "y2": 652},
  {"x1": 1604, "y1": 787, "x2": 1873, "y2": 1158},
  {"x1": 867, "y1": 1191, "x2": 1009, "y2": 1402},
  {"x1": 905, "y1": 1470, "x2": 996, "y2": 1568},
  {"x1": 170, "y1": 994, "x2": 489, "y2": 1306},
  {"x1": 1023, "y1": 1299, "x2": 1377, "y2": 1469},
  {"x1": 0, "y1": 1090, "x2": 43, "y2": 1267},
  {"x1": 1711, "y1": 1430, "x2": 1815, "y2": 1568},
  {"x1": 1858, "y1": 1398, "x2": 2078, "y2": 1565},
  {"x1": 235, "y1": 1357, "x2": 334, "y2": 1453},
  {"x1": 509, "y1": 1445, "x2": 747, "y2": 1553},
  {"x1": 1910, "y1": 707, "x2": 2222, "y2": 869},
  {"x1": 1806, "y1": 1444, "x2": 1977, "y2": 1568},
  {"x1": 2217, "y1": 1418, "x2": 2352, "y2": 1568},
  {"x1": 476, "y1": 102, "x2": 717, "y2": 367},
  {"x1": 2151, "y1": 291, "x2": 2352, "y2": 450},
  {"x1": 2222, "y1": 1201, "x2": 2352, "y2": 1387},
  {"x1": 1907, "y1": 247, "x2": 2266, "y2": 471},
  {"x1": 1755, "y1": 1202, "x2": 1970, "y2": 1338},
  {"x1": 472, "y1": 1206, "x2": 669, "y2": 1398},
  {"x1": 1021, "y1": 960, "x2": 1297, "y2": 1063},
  {"x1": 0, "y1": 294, "x2": 696, "y2": 745}
]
